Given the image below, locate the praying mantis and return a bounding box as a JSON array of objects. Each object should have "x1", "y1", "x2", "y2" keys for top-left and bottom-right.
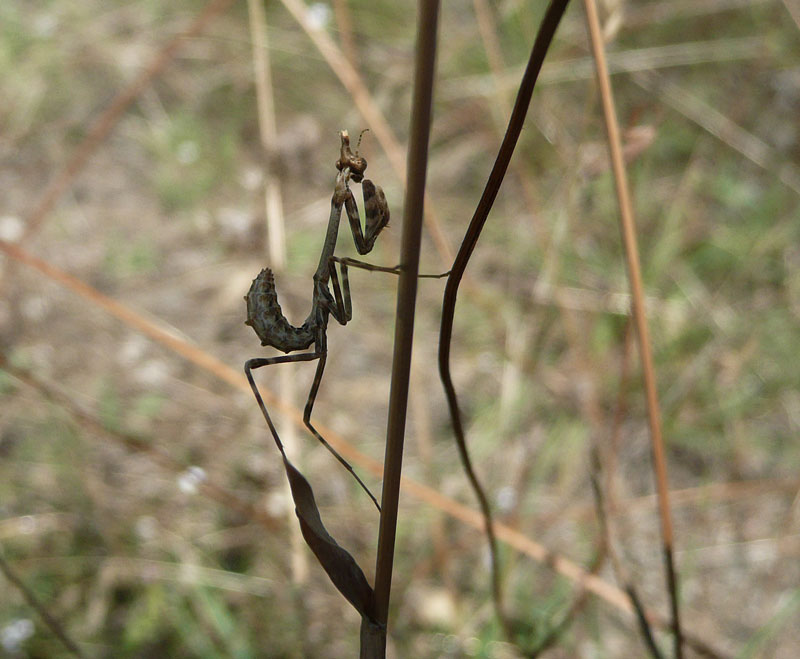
[{"x1": 244, "y1": 130, "x2": 426, "y2": 510}]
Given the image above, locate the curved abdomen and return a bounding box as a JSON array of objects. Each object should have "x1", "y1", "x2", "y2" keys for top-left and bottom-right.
[{"x1": 244, "y1": 269, "x2": 315, "y2": 353}]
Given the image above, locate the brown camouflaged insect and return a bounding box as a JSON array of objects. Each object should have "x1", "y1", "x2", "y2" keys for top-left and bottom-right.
[{"x1": 244, "y1": 130, "x2": 398, "y2": 509}]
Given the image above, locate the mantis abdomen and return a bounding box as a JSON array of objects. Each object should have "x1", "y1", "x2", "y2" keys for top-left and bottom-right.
[{"x1": 244, "y1": 268, "x2": 315, "y2": 353}]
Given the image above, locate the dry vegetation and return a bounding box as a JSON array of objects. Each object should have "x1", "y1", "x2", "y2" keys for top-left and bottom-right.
[{"x1": 1, "y1": 0, "x2": 799, "y2": 656}]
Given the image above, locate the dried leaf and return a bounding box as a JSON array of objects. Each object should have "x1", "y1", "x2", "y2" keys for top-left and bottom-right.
[{"x1": 281, "y1": 455, "x2": 376, "y2": 622}]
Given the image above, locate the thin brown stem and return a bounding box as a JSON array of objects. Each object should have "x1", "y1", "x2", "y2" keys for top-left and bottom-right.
[{"x1": 582, "y1": 0, "x2": 682, "y2": 656}]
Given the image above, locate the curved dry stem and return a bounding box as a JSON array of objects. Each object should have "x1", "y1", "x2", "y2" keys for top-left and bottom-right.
[{"x1": 437, "y1": 0, "x2": 572, "y2": 645}]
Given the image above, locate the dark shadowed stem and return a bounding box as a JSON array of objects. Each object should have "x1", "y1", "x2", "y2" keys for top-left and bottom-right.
[
  {"x1": 437, "y1": 0, "x2": 571, "y2": 643},
  {"x1": 362, "y1": 1, "x2": 440, "y2": 656},
  {"x1": 582, "y1": 0, "x2": 682, "y2": 656},
  {"x1": 0, "y1": 550, "x2": 86, "y2": 658}
]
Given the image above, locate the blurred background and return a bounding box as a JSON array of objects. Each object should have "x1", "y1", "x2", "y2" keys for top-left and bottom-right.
[{"x1": 1, "y1": 0, "x2": 799, "y2": 656}]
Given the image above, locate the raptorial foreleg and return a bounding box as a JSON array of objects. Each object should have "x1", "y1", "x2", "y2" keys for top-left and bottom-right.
[{"x1": 343, "y1": 180, "x2": 390, "y2": 255}]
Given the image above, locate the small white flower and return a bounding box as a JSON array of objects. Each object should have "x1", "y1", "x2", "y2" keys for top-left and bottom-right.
[
  {"x1": 495, "y1": 485, "x2": 515, "y2": 513},
  {"x1": 1, "y1": 618, "x2": 35, "y2": 653},
  {"x1": 135, "y1": 515, "x2": 158, "y2": 541},
  {"x1": 0, "y1": 216, "x2": 24, "y2": 242},
  {"x1": 135, "y1": 359, "x2": 169, "y2": 387},
  {"x1": 240, "y1": 167, "x2": 263, "y2": 191},
  {"x1": 307, "y1": 3, "x2": 331, "y2": 30},
  {"x1": 177, "y1": 466, "x2": 207, "y2": 494},
  {"x1": 18, "y1": 516, "x2": 37, "y2": 535}
]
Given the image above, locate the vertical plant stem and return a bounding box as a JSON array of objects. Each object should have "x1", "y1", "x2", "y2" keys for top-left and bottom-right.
[
  {"x1": 582, "y1": 0, "x2": 683, "y2": 656},
  {"x1": 363, "y1": 1, "x2": 440, "y2": 655},
  {"x1": 331, "y1": 0, "x2": 359, "y2": 68},
  {"x1": 247, "y1": 0, "x2": 287, "y2": 271}
]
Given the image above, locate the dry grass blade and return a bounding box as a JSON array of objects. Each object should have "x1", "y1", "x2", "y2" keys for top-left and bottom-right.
[
  {"x1": 247, "y1": 0, "x2": 287, "y2": 271},
  {"x1": 633, "y1": 71, "x2": 800, "y2": 195},
  {"x1": 780, "y1": 0, "x2": 800, "y2": 29},
  {"x1": 440, "y1": 37, "x2": 764, "y2": 100},
  {"x1": 279, "y1": 456, "x2": 375, "y2": 621},
  {"x1": 583, "y1": 0, "x2": 682, "y2": 656},
  {"x1": 246, "y1": 0, "x2": 307, "y2": 584},
  {"x1": 331, "y1": 0, "x2": 358, "y2": 67}
]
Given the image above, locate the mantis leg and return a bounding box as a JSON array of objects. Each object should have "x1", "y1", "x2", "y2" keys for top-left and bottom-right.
[
  {"x1": 325, "y1": 259, "x2": 352, "y2": 325},
  {"x1": 245, "y1": 353, "x2": 319, "y2": 455},
  {"x1": 332, "y1": 255, "x2": 450, "y2": 279},
  {"x1": 245, "y1": 353, "x2": 379, "y2": 510},
  {"x1": 323, "y1": 255, "x2": 450, "y2": 327},
  {"x1": 302, "y1": 353, "x2": 380, "y2": 510}
]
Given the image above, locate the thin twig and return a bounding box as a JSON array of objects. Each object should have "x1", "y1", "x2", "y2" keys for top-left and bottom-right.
[
  {"x1": 365, "y1": 2, "x2": 440, "y2": 655},
  {"x1": 0, "y1": 550, "x2": 86, "y2": 658},
  {"x1": 582, "y1": 1, "x2": 683, "y2": 656}
]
